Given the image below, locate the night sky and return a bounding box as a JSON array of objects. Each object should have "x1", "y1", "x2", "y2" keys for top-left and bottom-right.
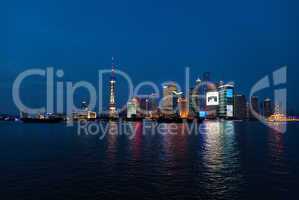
[{"x1": 1, "y1": 0, "x2": 299, "y2": 114}]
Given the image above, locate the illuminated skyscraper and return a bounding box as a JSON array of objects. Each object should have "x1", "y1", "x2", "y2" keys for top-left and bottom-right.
[
  {"x1": 162, "y1": 83, "x2": 179, "y2": 115},
  {"x1": 127, "y1": 97, "x2": 139, "y2": 118},
  {"x1": 109, "y1": 57, "x2": 117, "y2": 118},
  {"x1": 178, "y1": 97, "x2": 188, "y2": 118},
  {"x1": 205, "y1": 83, "x2": 219, "y2": 119},
  {"x1": 218, "y1": 82, "x2": 234, "y2": 119}
]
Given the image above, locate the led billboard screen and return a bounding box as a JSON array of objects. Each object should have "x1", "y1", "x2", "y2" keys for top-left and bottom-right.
[
  {"x1": 199, "y1": 111, "x2": 207, "y2": 118},
  {"x1": 226, "y1": 89, "x2": 233, "y2": 98},
  {"x1": 206, "y1": 92, "x2": 219, "y2": 106},
  {"x1": 226, "y1": 105, "x2": 233, "y2": 117}
]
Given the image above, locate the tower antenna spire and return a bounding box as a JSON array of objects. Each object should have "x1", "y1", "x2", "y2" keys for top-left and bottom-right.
[{"x1": 111, "y1": 56, "x2": 115, "y2": 77}]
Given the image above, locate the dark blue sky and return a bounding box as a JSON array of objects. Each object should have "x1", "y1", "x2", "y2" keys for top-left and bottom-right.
[{"x1": 1, "y1": 0, "x2": 299, "y2": 114}]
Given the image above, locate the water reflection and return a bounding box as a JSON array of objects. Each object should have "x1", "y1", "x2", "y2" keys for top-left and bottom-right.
[
  {"x1": 202, "y1": 121, "x2": 223, "y2": 171},
  {"x1": 160, "y1": 123, "x2": 189, "y2": 177},
  {"x1": 162, "y1": 124, "x2": 188, "y2": 158},
  {"x1": 267, "y1": 123, "x2": 289, "y2": 193},
  {"x1": 267, "y1": 122, "x2": 287, "y2": 133},
  {"x1": 1, "y1": 121, "x2": 298, "y2": 199},
  {"x1": 268, "y1": 124, "x2": 284, "y2": 161},
  {"x1": 131, "y1": 122, "x2": 143, "y2": 160},
  {"x1": 200, "y1": 121, "x2": 242, "y2": 197},
  {"x1": 106, "y1": 122, "x2": 118, "y2": 161},
  {"x1": 104, "y1": 120, "x2": 242, "y2": 197}
]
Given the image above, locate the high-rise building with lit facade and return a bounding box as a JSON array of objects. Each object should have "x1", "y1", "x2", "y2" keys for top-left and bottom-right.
[
  {"x1": 234, "y1": 94, "x2": 247, "y2": 120},
  {"x1": 205, "y1": 83, "x2": 219, "y2": 119},
  {"x1": 218, "y1": 82, "x2": 234, "y2": 119},
  {"x1": 178, "y1": 97, "x2": 188, "y2": 118},
  {"x1": 197, "y1": 73, "x2": 220, "y2": 119},
  {"x1": 162, "y1": 83, "x2": 179, "y2": 115},
  {"x1": 189, "y1": 78, "x2": 201, "y2": 117},
  {"x1": 127, "y1": 98, "x2": 139, "y2": 118}
]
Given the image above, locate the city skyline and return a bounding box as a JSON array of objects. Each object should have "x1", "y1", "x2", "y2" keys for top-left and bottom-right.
[
  {"x1": 0, "y1": 64, "x2": 295, "y2": 116},
  {"x1": 2, "y1": 62, "x2": 288, "y2": 122}
]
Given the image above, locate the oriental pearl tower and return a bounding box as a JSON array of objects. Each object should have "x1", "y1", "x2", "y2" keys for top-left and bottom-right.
[{"x1": 108, "y1": 57, "x2": 117, "y2": 118}]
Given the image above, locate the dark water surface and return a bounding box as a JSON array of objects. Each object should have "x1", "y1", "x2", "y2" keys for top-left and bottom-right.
[{"x1": 0, "y1": 121, "x2": 298, "y2": 200}]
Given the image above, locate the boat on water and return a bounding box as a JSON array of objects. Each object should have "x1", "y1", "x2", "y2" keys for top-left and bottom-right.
[
  {"x1": 267, "y1": 113, "x2": 299, "y2": 122},
  {"x1": 267, "y1": 104, "x2": 299, "y2": 122},
  {"x1": 0, "y1": 114, "x2": 16, "y2": 121}
]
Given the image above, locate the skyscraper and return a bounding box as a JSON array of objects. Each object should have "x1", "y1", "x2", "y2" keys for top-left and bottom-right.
[
  {"x1": 205, "y1": 82, "x2": 219, "y2": 119},
  {"x1": 234, "y1": 94, "x2": 247, "y2": 120},
  {"x1": 108, "y1": 57, "x2": 117, "y2": 118},
  {"x1": 134, "y1": 94, "x2": 159, "y2": 118},
  {"x1": 178, "y1": 96, "x2": 188, "y2": 118},
  {"x1": 200, "y1": 72, "x2": 211, "y2": 112},
  {"x1": 148, "y1": 93, "x2": 158, "y2": 112},
  {"x1": 162, "y1": 83, "x2": 179, "y2": 115},
  {"x1": 263, "y1": 98, "x2": 273, "y2": 118},
  {"x1": 249, "y1": 96, "x2": 260, "y2": 120},
  {"x1": 189, "y1": 78, "x2": 201, "y2": 117},
  {"x1": 127, "y1": 97, "x2": 139, "y2": 118},
  {"x1": 137, "y1": 96, "x2": 147, "y2": 114},
  {"x1": 218, "y1": 82, "x2": 234, "y2": 119},
  {"x1": 189, "y1": 89, "x2": 199, "y2": 117}
]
